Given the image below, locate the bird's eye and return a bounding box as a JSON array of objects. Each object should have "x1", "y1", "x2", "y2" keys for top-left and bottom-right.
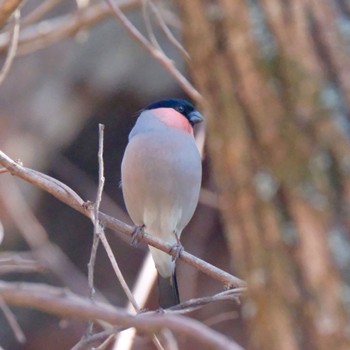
[{"x1": 177, "y1": 106, "x2": 185, "y2": 113}]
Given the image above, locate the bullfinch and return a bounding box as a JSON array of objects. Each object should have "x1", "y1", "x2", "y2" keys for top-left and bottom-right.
[{"x1": 121, "y1": 98, "x2": 203, "y2": 308}]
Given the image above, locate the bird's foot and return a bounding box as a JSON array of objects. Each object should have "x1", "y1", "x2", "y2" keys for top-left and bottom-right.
[
  {"x1": 155, "y1": 307, "x2": 166, "y2": 314},
  {"x1": 169, "y1": 232, "x2": 184, "y2": 262},
  {"x1": 137, "y1": 308, "x2": 148, "y2": 314},
  {"x1": 131, "y1": 224, "x2": 145, "y2": 246}
]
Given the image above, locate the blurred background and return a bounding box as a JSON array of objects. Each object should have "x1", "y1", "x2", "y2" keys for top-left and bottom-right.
[
  {"x1": 0, "y1": 1, "x2": 236, "y2": 349},
  {"x1": 0, "y1": 0, "x2": 350, "y2": 349}
]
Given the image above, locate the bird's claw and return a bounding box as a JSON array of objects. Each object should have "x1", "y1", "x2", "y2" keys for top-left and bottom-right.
[
  {"x1": 169, "y1": 234, "x2": 184, "y2": 262},
  {"x1": 131, "y1": 224, "x2": 145, "y2": 246},
  {"x1": 137, "y1": 308, "x2": 148, "y2": 314},
  {"x1": 155, "y1": 307, "x2": 166, "y2": 314}
]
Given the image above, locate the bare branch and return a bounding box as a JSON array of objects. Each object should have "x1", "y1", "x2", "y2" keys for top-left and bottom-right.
[
  {"x1": 87, "y1": 125, "x2": 106, "y2": 302},
  {"x1": 148, "y1": 0, "x2": 189, "y2": 59},
  {"x1": 86, "y1": 124, "x2": 106, "y2": 334},
  {"x1": 0, "y1": 173, "x2": 108, "y2": 301},
  {"x1": 0, "y1": 219, "x2": 3, "y2": 246},
  {"x1": 166, "y1": 288, "x2": 245, "y2": 315},
  {"x1": 72, "y1": 329, "x2": 119, "y2": 350},
  {"x1": 100, "y1": 232, "x2": 140, "y2": 311},
  {"x1": 91, "y1": 126, "x2": 165, "y2": 350},
  {"x1": 142, "y1": 0, "x2": 163, "y2": 53},
  {"x1": 0, "y1": 296, "x2": 26, "y2": 343},
  {"x1": 99, "y1": 232, "x2": 169, "y2": 350},
  {"x1": 21, "y1": 0, "x2": 62, "y2": 27},
  {"x1": 95, "y1": 124, "x2": 105, "y2": 223},
  {"x1": 87, "y1": 231, "x2": 100, "y2": 301},
  {"x1": 106, "y1": 0, "x2": 202, "y2": 103},
  {"x1": 0, "y1": 9, "x2": 20, "y2": 86},
  {"x1": 0, "y1": 150, "x2": 246, "y2": 289},
  {"x1": 52, "y1": 154, "x2": 131, "y2": 230},
  {"x1": 112, "y1": 253, "x2": 159, "y2": 350},
  {"x1": 204, "y1": 311, "x2": 239, "y2": 327},
  {"x1": 0, "y1": 0, "x2": 23, "y2": 29},
  {"x1": 0, "y1": 255, "x2": 45, "y2": 275},
  {"x1": 0, "y1": 281, "x2": 244, "y2": 350},
  {"x1": 91, "y1": 125, "x2": 139, "y2": 310},
  {"x1": 0, "y1": 1, "x2": 141, "y2": 55}
]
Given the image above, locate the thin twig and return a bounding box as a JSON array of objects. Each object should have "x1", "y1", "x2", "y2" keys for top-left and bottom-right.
[
  {"x1": 0, "y1": 150, "x2": 246, "y2": 289},
  {"x1": 52, "y1": 154, "x2": 131, "y2": 231},
  {"x1": 0, "y1": 174, "x2": 109, "y2": 302},
  {"x1": 88, "y1": 124, "x2": 105, "y2": 294},
  {"x1": 95, "y1": 124, "x2": 105, "y2": 225},
  {"x1": 100, "y1": 232, "x2": 167, "y2": 350},
  {"x1": 0, "y1": 281, "x2": 245, "y2": 350},
  {"x1": 166, "y1": 288, "x2": 245, "y2": 314},
  {"x1": 91, "y1": 127, "x2": 164, "y2": 350},
  {"x1": 86, "y1": 224, "x2": 100, "y2": 328},
  {"x1": 0, "y1": 255, "x2": 45, "y2": 275},
  {"x1": 0, "y1": 0, "x2": 23, "y2": 29},
  {"x1": 0, "y1": 296, "x2": 26, "y2": 343},
  {"x1": 0, "y1": 9, "x2": 20, "y2": 86},
  {"x1": 96, "y1": 333, "x2": 115, "y2": 350},
  {"x1": 148, "y1": 0, "x2": 189, "y2": 59},
  {"x1": 99, "y1": 232, "x2": 139, "y2": 311},
  {"x1": 0, "y1": 1, "x2": 141, "y2": 55},
  {"x1": 112, "y1": 253, "x2": 159, "y2": 350},
  {"x1": 142, "y1": 0, "x2": 163, "y2": 52},
  {"x1": 106, "y1": 0, "x2": 202, "y2": 103},
  {"x1": 87, "y1": 124, "x2": 105, "y2": 334},
  {"x1": 21, "y1": 0, "x2": 62, "y2": 27},
  {"x1": 0, "y1": 219, "x2": 3, "y2": 246},
  {"x1": 204, "y1": 311, "x2": 239, "y2": 327},
  {"x1": 89, "y1": 124, "x2": 137, "y2": 310},
  {"x1": 72, "y1": 329, "x2": 118, "y2": 350}
]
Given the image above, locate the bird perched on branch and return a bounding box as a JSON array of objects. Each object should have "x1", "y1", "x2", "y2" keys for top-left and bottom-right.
[{"x1": 121, "y1": 98, "x2": 203, "y2": 308}]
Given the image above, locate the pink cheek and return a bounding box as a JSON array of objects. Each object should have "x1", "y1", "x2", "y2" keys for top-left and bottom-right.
[{"x1": 153, "y1": 108, "x2": 193, "y2": 135}]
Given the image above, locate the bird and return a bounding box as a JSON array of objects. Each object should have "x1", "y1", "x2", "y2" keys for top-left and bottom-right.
[{"x1": 121, "y1": 98, "x2": 203, "y2": 308}]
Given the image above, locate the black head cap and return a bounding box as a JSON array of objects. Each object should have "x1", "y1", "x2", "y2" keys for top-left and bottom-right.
[{"x1": 144, "y1": 98, "x2": 204, "y2": 126}]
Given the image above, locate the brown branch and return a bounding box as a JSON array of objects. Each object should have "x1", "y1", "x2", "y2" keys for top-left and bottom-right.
[
  {"x1": 95, "y1": 123, "x2": 106, "y2": 223},
  {"x1": 0, "y1": 8, "x2": 20, "y2": 86},
  {"x1": 142, "y1": 0, "x2": 163, "y2": 53},
  {"x1": 86, "y1": 124, "x2": 105, "y2": 335},
  {"x1": 107, "y1": 0, "x2": 202, "y2": 103},
  {"x1": 87, "y1": 125, "x2": 105, "y2": 303},
  {"x1": 0, "y1": 281, "x2": 244, "y2": 350},
  {"x1": 204, "y1": 311, "x2": 239, "y2": 327},
  {"x1": 0, "y1": 150, "x2": 246, "y2": 289},
  {"x1": 0, "y1": 173, "x2": 109, "y2": 302},
  {"x1": 148, "y1": 0, "x2": 189, "y2": 59},
  {"x1": 166, "y1": 288, "x2": 245, "y2": 315},
  {"x1": 0, "y1": 297, "x2": 26, "y2": 344},
  {"x1": 0, "y1": 0, "x2": 200, "y2": 103},
  {"x1": 0, "y1": 0, "x2": 23, "y2": 29},
  {"x1": 90, "y1": 125, "x2": 139, "y2": 311},
  {"x1": 0, "y1": 218, "x2": 3, "y2": 245},
  {"x1": 0, "y1": 255, "x2": 45, "y2": 275},
  {"x1": 72, "y1": 329, "x2": 118, "y2": 350},
  {"x1": 21, "y1": 0, "x2": 62, "y2": 27},
  {"x1": 0, "y1": 1, "x2": 141, "y2": 55},
  {"x1": 0, "y1": 296, "x2": 26, "y2": 343}
]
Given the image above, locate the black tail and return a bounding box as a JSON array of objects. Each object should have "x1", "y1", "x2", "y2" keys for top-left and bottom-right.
[{"x1": 157, "y1": 270, "x2": 180, "y2": 308}]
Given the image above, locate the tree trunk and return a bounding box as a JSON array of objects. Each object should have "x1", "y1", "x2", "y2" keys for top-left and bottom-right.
[{"x1": 175, "y1": 1, "x2": 350, "y2": 349}]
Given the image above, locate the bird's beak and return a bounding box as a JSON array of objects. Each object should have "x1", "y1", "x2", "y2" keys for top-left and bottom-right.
[{"x1": 188, "y1": 111, "x2": 204, "y2": 125}]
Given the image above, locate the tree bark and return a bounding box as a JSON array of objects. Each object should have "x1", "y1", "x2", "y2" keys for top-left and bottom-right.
[{"x1": 175, "y1": 1, "x2": 350, "y2": 349}]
